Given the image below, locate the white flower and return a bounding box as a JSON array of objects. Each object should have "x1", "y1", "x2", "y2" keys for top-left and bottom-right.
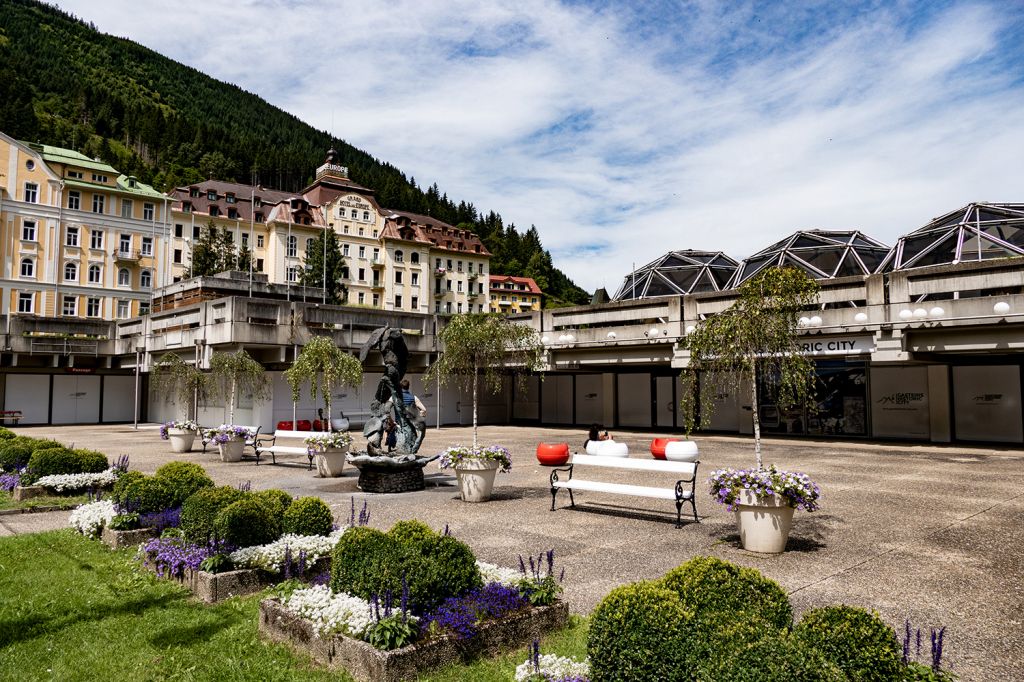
[
  {"x1": 476, "y1": 560, "x2": 521, "y2": 586},
  {"x1": 514, "y1": 653, "x2": 590, "y2": 682},
  {"x1": 281, "y1": 585, "x2": 375, "y2": 638},
  {"x1": 36, "y1": 468, "x2": 119, "y2": 492},
  {"x1": 69, "y1": 500, "x2": 116, "y2": 538},
  {"x1": 230, "y1": 528, "x2": 346, "y2": 572}
]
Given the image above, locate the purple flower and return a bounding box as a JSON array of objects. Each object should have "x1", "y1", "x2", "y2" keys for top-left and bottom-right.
[
  {"x1": 0, "y1": 472, "x2": 19, "y2": 493},
  {"x1": 420, "y1": 582, "x2": 527, "y2": 640},
  {"x1": 141, "y1": 536, "x2": 230, "y2": 579},
  {"x1": 138, "y1": 507, "x2": 181, "y2": 532}
]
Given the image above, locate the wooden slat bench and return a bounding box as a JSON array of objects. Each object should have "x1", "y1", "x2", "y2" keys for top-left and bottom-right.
[
  {"x1": 0, "y1": 410, "x2": 22, "y2": 425},
  {"x1": 253, "y1": 430, "x2": 314, "y2": 469},
  {"x1": 549, "y1": 453, "x2": 699, "y2": 527}
]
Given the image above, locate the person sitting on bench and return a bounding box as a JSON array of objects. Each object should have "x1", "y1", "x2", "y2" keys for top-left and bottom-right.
[{"x1": 585, "y1": 423, "x2": 611, "y2": 449}]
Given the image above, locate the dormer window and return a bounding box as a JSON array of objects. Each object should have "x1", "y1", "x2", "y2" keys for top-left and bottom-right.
[
  {"x1": 209, "y1": 206, "x2": 220, "y2": 217},
  {"x1": 254, "y1": 197, "x2": 262, "y2": 207},
  {"x1": 255, "y1": 212, "x2": 264, "y2": 223},
  {"x1": 182, "y1": 202, "x2": 192, "y2": 213},
  {"x1": 207, "y1": 190, "x2": 217, "y2": 201},
  {"x1": 189, "y1": 187, "x2": 200, "y2": 198},
  {"x1": 228, "y1": 208, "x2": 238, "y2": 219},
  {"x1": 225, "y1": 193, "x2": 236, "y2": 204}
]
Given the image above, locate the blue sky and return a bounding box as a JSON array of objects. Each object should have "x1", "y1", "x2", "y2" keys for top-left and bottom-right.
[{"x1": 53, "y1": 0, "x2": 1024, "y2": 293}]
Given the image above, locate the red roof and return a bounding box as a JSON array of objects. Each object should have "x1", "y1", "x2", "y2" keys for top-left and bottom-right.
[
  {"x1": 489, "y1": 275, "x2": 542, "y2": 295},
  {"x1": 380, "y1": 209, "x2": 491, "y2": 256}
]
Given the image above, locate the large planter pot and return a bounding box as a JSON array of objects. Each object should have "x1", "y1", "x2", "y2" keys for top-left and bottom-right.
[
  {"x1": 734, "y1": 489, "x2": 796, "y2": 553},
  {"x1": 315, "y1": 446, "x2": 349, "y2": 478},
  {"x1": 454, "y1": 459, "x2": 501, "y2": 502},
  {"x1": 218, "y1": 437, "x2": 245, "y2": 462},
  {"x1": 167, "y1": 429, "x2": 196, "y2": 453},
  {"x1": 664, "y1": 440, "x2": 699, "y2": 462}
]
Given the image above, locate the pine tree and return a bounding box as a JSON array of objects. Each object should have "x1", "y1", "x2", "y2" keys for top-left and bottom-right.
[
  {"x1": 300, "y1": 229, "x2": 348, "y2": 304},
  {"x1": 188, "y1": 221, "x2": 236, "y2": 276}
]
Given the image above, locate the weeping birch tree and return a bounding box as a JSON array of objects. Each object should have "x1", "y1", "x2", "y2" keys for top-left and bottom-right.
[
  {"x1": 284, "y1": 335, "x2": 363, "y2": 430},
  {"x1": 425, "y1": 313, "x2": 543, "y2": 448},
  {"x1": 679, "y1": 267, "x2": 820, "y2": 469},
  {"x1": 151, "y1": 352, "x2": 206, "y2": 420},
  {"x1": 209, "y1": 349, "x2": 270, "y2": 425}
]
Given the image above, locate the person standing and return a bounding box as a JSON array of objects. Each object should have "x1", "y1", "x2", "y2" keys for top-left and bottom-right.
[{"x1": 400, "y1": 378, "x2": 427, "y2": 418}]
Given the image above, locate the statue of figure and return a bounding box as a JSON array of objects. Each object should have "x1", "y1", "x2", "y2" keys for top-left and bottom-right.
[{"x1": 358, "y1": 326, "x2": 426, "y2": 455}]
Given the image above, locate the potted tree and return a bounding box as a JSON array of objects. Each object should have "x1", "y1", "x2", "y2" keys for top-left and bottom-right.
[
  {"x1": 285, "y1": 336, "x2": 363, "y2": 477},
  {"x1": 151, "y1": 352, "x2": 205, "y2": 453},
  {"x1": 680, "y1": 267, "x2": 822, "y2": 552},
  {"x1": 424, "y1": 313, "x2": 542, "y2": 502},
  {"x1": 208, "y1": 350, "x2": 270, "y2": 462}
]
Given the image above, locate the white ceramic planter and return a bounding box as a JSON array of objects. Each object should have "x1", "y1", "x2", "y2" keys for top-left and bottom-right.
[
  {"x1": 454, "y1": 459, "x2": 500, "y2": 502},
  {"x1": 664, "y1": 440, "x2": 698, "y2": 462},
  {"x1": 315, "y1": 446, "x2": 349, "y2": 478},
  {"x1": 168, "y1": 429, "x2": 196, "y2": 453},
  {"x1": 734, "y1": 489, "x2": 796, "y2": 553},
  {"x1": 218, "y1": 437, "x2": 245, "y2": 462}
]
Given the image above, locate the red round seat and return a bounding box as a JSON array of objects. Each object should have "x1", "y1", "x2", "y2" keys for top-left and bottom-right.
[
  {"x1": 650, "y1": 437, "x2": 682, "y2": 460},
  {"x1": 536, "y1": 442, "x2": 570, "y2": 466}
]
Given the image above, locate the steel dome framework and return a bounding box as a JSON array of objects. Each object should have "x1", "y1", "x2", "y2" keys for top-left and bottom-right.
[
  {"x1": 728, "y1": 230, "x2": 891, "y2": 288},
  {"x1": 613, "y1": 250, "x2": 739, "y2": 301},
  {"x1": 880, "y1": 203, "x2": 1024, "y2": 271}
]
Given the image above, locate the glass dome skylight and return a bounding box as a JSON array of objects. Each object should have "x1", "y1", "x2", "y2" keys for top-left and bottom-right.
[
  {"x1": 728, "y1": 230, "x2": 890, "y2": 288},
  {"x1": 613, "y1": 250, "x2": 738, "y2": 301}
]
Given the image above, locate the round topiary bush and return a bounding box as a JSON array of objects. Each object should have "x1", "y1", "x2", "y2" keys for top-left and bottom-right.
[
  {"x1": 28, "y1": 439, "x2": 65, "y2": 453},
  {"x1": 588, "y1": 580, "x2": 693, "y2": 682},
  {"x1": 387, "y1": 519, "x2": 435, "y2": 545},
  {"x1": 696, "y1": 618, "x2": 845, "y2": 682},
  {"x1": 282, "y1": 496, "x2": 333, "y2": 536},
  {"x1": 69, "y1": 448, "x2": 108, "y2": 473},
  {"x1": 331, "y1": 522, "x2": 482, "y2": 615},
  {"x1": 254, "y1": 488, "x2": 293, "y2": 519},
  {"x1": 0, "y1": 427, "x2": 15, "y2": 440},
  {"x1": 793, "y1": 605, "x2": 903, "y2": 681},
  {"x1": 111, "y1": 471, "x2": 172, "y2": 514},
  {"x1": 213, "y1": 496, "x2": 281, "y2": 548},
  {"x1": 154, "y1": 461, "x2": 214, "y2": 507},
  {"x1": 26, "y1": 447, "x2": 80, "y2": 479},
  {"x1": 179, "y1": 486, "x2": 247, "y2": 543},
  {"x1": 660, "y1": 555, "x2": 793, "y2": 630},
  {"x1": 0, "y1": 443, "x2": 33, "y2": 472}
]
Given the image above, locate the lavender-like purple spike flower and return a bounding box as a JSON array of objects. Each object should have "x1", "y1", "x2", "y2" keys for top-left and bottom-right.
[
  {"x1": 532, "y1": 639, "x2": 540, "y2": 670},
  {"x1": 114, "y1": 454, "x2": 130, "y2": 474},
  {"x1": 401, "y1": 575, "x2": 410, "y2": 614},
  {"x1": 529, "y1": 555, "x2": 537, "y2": 580},
  {"x1": 371, "y1": 593, "x2": 380, "y2": 622},
  {"x1": 443, "y1": 523, "x2": 450, "y2": 536},
  {"x1": 359, "y1": 500, "x2": 370, "y2": 526},
  {"x1": 518, "y1": 555, "x2": 527, "y2": 575},
  {"x1": 237, "y1": 480, "x2": 251, "y2": 493},
  {"x1": 916, "y1": 628, "x2": 921, "y2": 657},
  {"x1": 350, "y1": 497, "x2": 356, "y2": 528},
  {"x1": 546, "y1": 549, "x2": 555, "y2": 577},
  {"x1": 282, "y1": 544, "x2": 292, "y2": 580},
  {"x1": 297, "y1": 549, "x2": 307, "y2": 577},
  {"x1": 933, "y1": 626, "x2": 946, "y2": 671},
  {"x1": 902, "y1": 619, "x2": 911, "y2": 664},
  {"x1": 559, "y1": 567, "x2": 565, "y2": 583}
]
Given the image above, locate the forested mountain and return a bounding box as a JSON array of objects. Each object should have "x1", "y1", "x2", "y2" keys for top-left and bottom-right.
[{"x1": 0, "y1": 0, "x2": 590, "y2": 306}]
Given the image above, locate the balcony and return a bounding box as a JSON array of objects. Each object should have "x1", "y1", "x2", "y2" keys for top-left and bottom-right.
[
  {"x1": 434, "y1": 268, "x2": 447, "y2": 277},
  {"x1": 370, "y1": 257, "x2": 385, "y2": 269},
  {"x1": 468, "y1": 272, "x2": 479, "y2": 281},
  {"x1": 370, "y1": 280, "x2": 385, "y2": 291},
  {"x1": 112, "y1": 248, "x2": 141, "y2": 263}
]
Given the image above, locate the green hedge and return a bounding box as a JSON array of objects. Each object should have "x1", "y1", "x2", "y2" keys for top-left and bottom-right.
[
  {"x1": 793, "y1": 605, "x2": 904, "y2": 681},
  {"x1": 111, "y1": 471, "x2": 172, "y2": 515},
  {"x1": 213, "y1": 497, "x2": 280, "y2": 548},
  {"x1": 254, "y1": 489, "x2": 293, "y2": 519},
  {"x1": 26, "y1": 447, "x2": 107, "y2": 480},
  {"x1": 282, "y1": 496, "x2": 333, "y2": 536},
  {"x1": 588, "y1": 581, "x2": 693, "y2": 682},
  {"x1": 0, "y1": 443, "x2": 33, "y2": 471},
  {"x1": 695, "y1": 618, "x2": 845, "y2": 682},
  {"x1": 0, "y1": 427, "x2": 15, "y2": 440},
  {"x1": 180, "y1": 486, "x2": 246, "y2": 543},
  {"x1": 154, "y1": 462, "x2": 214, "y2": 508}
]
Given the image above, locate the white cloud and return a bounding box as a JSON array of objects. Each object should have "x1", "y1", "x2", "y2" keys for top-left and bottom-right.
[{"x1": 52, "y1": 0, "x2": 1024, "y2": 292}]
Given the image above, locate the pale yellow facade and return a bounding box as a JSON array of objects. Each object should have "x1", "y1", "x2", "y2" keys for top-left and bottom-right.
[{"x1": 489, "y1": 277, "x2": 543, "y2": 313}]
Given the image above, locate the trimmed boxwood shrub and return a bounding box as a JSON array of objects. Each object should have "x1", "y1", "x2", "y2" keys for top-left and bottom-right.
[
  {"x1": 387, "y1": 519, "x2": 435, "y2": 545},
  {"x1": 27, "y1": 447, "x2": 107, "y2": 479},
  {"x1": 793, "y1": 605, "x2": 903, "y2": 681},
  {"x1": 0, "y1": 443, "x2": 33, "y2": 471},
  {"x1": 696, "y1": 618, "x2": 845, "y2": 682},
  {"x1": 254, "y1": 489, "x2": 293, "y2": 519},
  {"x1": 213, "y1": 497, "x2": 281, "y2": 548},
  {"x1": 180, "y1": 486, "x2": 246, "y2": 543},
  {"x1": 154, "y1": 462, "x2": 214, "y2": 507},
  {"x1": 588, "y1": 580, "x2": 693, "y2": 682},
  {"x1": 282, "y1": 496, "x2": 332, "y2": 536},
  {"x1": 69, "y1": 449, "x2": 108, "y2": 473},
  {"x1": 660, "y1": 555, "x2": 793, "y2": 630},
  {"x1": 0, "y1": 427, "x2": 15, "y2": 440},
  {"x1": 28, "y1": 439, "x2": 65, "y2": 452},
  {"x1": 111, "y1": 472, "x2": 172, "y2": 515},
  {"x1": 331, "y1": 523, "x2": 482, "y2": 614}
]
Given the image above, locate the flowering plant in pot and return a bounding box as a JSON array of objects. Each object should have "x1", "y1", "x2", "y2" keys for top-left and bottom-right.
[
  {"x1": 160, "y1": 419, "x2": 201, "y2": 453},
  {"x1": 304, "y1": 431, "x2": 353, "y2": 478},
  {"x1": 207, "y1": 424, "x2": 254, "y2": 462},
  {"x1": 680, "y1": 267, "x2": 822, "y2": 553},
  {"x1": 439, "y1": 445, "x2": 512, "y2": 502}
]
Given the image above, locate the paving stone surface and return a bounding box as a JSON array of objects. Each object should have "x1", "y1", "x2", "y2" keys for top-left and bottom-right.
[{"x1": 9, "y1": 423, "x2": 1024, "y2": 680}]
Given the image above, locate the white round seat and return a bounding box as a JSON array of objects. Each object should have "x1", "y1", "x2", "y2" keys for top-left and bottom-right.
[
  {"x1": 585, "y1": 440, "x2": 629, "y2": 457},
  {"x1": 331, "y1": 418, "x2": 350, "y2": 432},
  {"x1": 664, "y1": 440, "x2": 698, "y2": 462}
]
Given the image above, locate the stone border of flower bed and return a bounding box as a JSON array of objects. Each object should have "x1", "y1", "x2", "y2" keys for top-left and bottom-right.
[
  {"x1": 143, "y1": 563, "x2": 268, "y2": 603},
  {"x1": 258, "y1": 597, "x2": 570, "y2": 682},
  {"x1": 12, "y1": 485, "x2": 46, "y2": 501},
  {"x1": 0, "y1": 503, "x2": 81, "y2": 516},
  {"x1": 101, "y1": 526, "x2": 158, "y2": 551}
]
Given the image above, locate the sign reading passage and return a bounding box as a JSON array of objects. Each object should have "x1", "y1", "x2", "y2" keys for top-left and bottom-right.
[{"x1": 798, "y1": 335, "x2": 874, "y2": 356}]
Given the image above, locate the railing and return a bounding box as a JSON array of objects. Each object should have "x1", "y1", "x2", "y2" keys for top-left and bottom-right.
[
  {"x1": 30, "y1": 338, "x2": 99, "y2": 356},
  {"x1": 112, "y1": 248, "x2": 141, "y2": 262}
]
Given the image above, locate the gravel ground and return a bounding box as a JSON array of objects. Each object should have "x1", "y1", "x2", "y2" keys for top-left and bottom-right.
[{"x1": 9, "y1": 423, "x2": 1024, "y2": 680}]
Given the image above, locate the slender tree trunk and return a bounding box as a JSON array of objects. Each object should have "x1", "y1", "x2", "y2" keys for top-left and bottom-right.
[
  {"x1": 472, "y1": 360, "x2": 479, "y2": 449},
  {"x1": 749, "y1": 359, "x2": 761, "y2": 470},
  {"x1": 325, "y1": 378, "x2": 332, "y2": 432},
  {"x1": 229, "y1": 377, "x2": 236, "y2": 425}
]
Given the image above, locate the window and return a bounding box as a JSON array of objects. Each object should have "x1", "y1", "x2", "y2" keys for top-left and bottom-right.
[
  {"x1": 62, "y1": 225, "x2": 77, "y2": 248},
  {"x1": 447, "y1": 259, "x2": 453, "y2": 269},
  {"x1": 207, "y1": 190, "x2": 217, "y2": 201},
  {"x1": 343, "y1": 244, "x2": 350, "y2": 256},
  {"x1": 254, "y1": 197, "x2": 262, "y2": 207},
  {"x1": 139, "y1": 301, "x2": 150, "y2": 316},
  {"x1": 350, "y1": 209, "x2": 358, "y2": 218},
  {"x1": 119, "y1": 234, "x2": 131, "y2": 255},
  {"x1": 67, "y1": 170, "x2": 83, "y2": 179},
  {"x1": 256, "y1": 235, "x2": 264, "y2": 248},
  {"x1": 175, "y1": 224, "x2": 184, "y2": 238},
  {"x1": 189, "y1": 187, "x2": 200, "y2": 198},
  {"x1": 62, "y1": 296, "x2": 77, "y2": 316},
  {"x1": 193, "y1": 224, "x2": 201, "y2": 239},
  {"x1": 411, "y1": 253, "x2": 419, "y2": 264},
  {"x1": 92, "y1": 173, "x2": 108, "y2": 183},
  {"x1": 358, "y1": 292, "x2": 365, "y2": 304},
  {"x1": 306, "y1": 237, "x2": 315, "y2": 252},
  {"x1": 468, "y1": 262, "x2": 474, "y2": 273},
  {"x1": 183, "y1": 202, "x2": 192, "y2": 213},
  {"x1": 395, "y1": 250, "x2": 404, "y2": 263},
  {"x1": 358, "y1": 267, "x2": 365, "y2": 281},
  {"x1": 141, "y1": 237, "x2": 153, "y2": 257},
  {"x1": 358, "y1": 227, "x2": 364, "y2": 236},
  {"x1": 255, "y1": 258, "x2": 264, "y2": 272},
  {"x1": 446, "y1": 280, "x2": 452, "y2": 292},
  {"x1": 140, "y1": 270, "x2": 152, "y2": 288},
  {"x1": 208, "y1": 206, "x2": 220, "y2": 217},
  {"x1": 411, "y1": 296, "x2": 418, "y2": 310},
  {"x1": 224, "y1": 231, "x2": 233, "y2": 242},
  {"x1": 395, "y1": 295, "x2": 403, "y2": 309},
  {"x1": 457, "y1": 302, "x2": 463, "y2": 313},
  {"x1": 88, "y1": 264, "x2": 102, "y2": 283},
  {"x1": 26, "y1": 159, "x2": 35, "y2": 171},
  {"x1": 18, "y1": 292, "x2": 34, "y2": 313},
  {"x1": 117, "y1": 300, "x2": 130, "y2": 319},
  {"x1": 227, "y1": 208, "x2": 238, "y2": 220},
  {"x1": 225, "y1": 193, "x2": 236, "y2": 204},
  {"x1": 358, "y1": 246, "x2": 366, "y2": 258},
  {"x1": 457, "y1": 260, "x2": 463, "y2": 272},
  {"x1": 478, "y1": 282, "x2": 484, "y2": 294},
  {"x1": 457, "y1": 281, "x2": 463, "y2": 293},
  {"x1": 411, "y1": 273, "x2": 419, "y2": 286},
  {"x1": 118, "y1": 268, "x2": 130, "y2": 286},
  {"x1": 287, "y1": 236, "x2": 297, "y2": 257},
  {"x1": 92, "y1": 194, "x2": 105, "y2": 214},
  {"x1": 90, "y1": 230, "x2": 103, "y2": 249},
  {"x1": 372, "y1": 248, "x2": 380, "y2": 262},
  {"x1": 255, "y1": 212, "x2": 264, "y2": 223},
  {"x1": 64, "y1": 262, "x2": 78, "y2": 281},
  {"x1": 121, "y1": 199, "x2": 133, "y2": 218},
  {"x1": 68, "y1": 191, "x2": 81, "y2": 210},
  {"x1": 435, "y1": 258, "x2": 442, "y2": 269},
  {"x1": 512, "y1": 295, "x2": 518, "y2": 301},
  {"x1": 372, "y1": 294, "x2": 380, "y2": 307},
  {"x1": 21, "y1": 220, "x2": 36, "y2": 242},
  {"x1": 343, "y1": 225, "x2": 349, "y2": 234},
  {"x1": 87, "y1": 298, "x2": 101, "y2": 317},
  {"x1": 287, "y1": 266, "x2": 298, "y2": 282},
  {"x1": 23, "y1": 183, "x2": 38, "y2": 203},
  {"x1": 446, "y1": 302, "x2": 452, "y2": 314},
  {"x1": 435, "y1": 302, "x2": 440, "y2": 313},
  {"x1": 241, "y1": 233, "x2": 248, "y2": 247},
  {"x1": 20, "y1": 258, "x2": 34, "y2": 278},
  {"x1": 363, "y1": 211, "x2": 370, "y2": 221},
  {"x1": 395, "y1": 271, "x2": 403, "y2": 284},
  {"x1": 143, "y1": 203, "x2": 155, "y2": 221}
]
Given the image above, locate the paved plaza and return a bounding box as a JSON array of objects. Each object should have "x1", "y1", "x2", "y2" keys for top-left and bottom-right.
[{"x1": 6, "y1": 423, "x2": 1023, "y2": 679}]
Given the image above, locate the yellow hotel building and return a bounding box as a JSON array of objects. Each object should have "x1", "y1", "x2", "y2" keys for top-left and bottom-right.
[{"x1": 0, "y1": 133, "x2": 168, "y2": 320}]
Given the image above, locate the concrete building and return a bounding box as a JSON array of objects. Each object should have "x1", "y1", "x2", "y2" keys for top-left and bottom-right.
[{"x1": 489, "y1": 275, "x2": 543, "y2": 313}]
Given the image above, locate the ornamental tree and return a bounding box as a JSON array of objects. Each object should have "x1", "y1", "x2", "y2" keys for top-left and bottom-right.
[
  {"x1": 300, "y1": 228, "x2": 348, "y2": 304},
  {"x1": 425, "y1": 313, "x2": 543, "y2": 448},
  {"x1": 679, "y1": 267, "x2": 819, "y2": 469},
  {"x1": 284, "y1": 335, "x2": 363, "y2": 430},
  {"x1": 150, "y1": 352, "x2": 205, "y2": 420},
  {"x1": 208, "y1": 349, "x2": 270, "y2": 425}
]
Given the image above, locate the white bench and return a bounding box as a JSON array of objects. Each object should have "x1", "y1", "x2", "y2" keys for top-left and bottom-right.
[
  {"x1": 200, "y1": 425, "x2": 262, "y2": 457},
  {"x1": 341, "y1": 411, "x2": 372, "y2": 429},
  {"x1": 253, "y1": 430, "x2": 315, "y2": 468},
  {"x1": 549, "y1": 453, "x2": 699, "y2": 527}
]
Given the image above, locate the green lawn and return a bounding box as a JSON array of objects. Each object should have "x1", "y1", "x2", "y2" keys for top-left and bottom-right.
[
  {"x1": 0, "y1": 530, "x2": 587, "y2": 681},
  {"x1": 0, "y1": 492, "x2": 90, "y2": 511}
]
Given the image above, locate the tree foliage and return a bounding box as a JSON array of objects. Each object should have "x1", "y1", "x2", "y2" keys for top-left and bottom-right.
[
  {"x1": 299, "y1": 229, "x2": 347, "y2": 304},
  {"x1": 150, "y1": 352, "x2": 205, "y2": 419},
  {"x1": 0, "y1": 0, "x2": 590, "y2": 306},
  {"x1": 679, "y1": 267, "x2": 819, "y2": 468},
  {"x1": 208, "y1": 350, "x2": 269, "y2": 425},
  {"x1": 424, "y1": 314, "x2": 543, "y2": 446},
  {"x1": 188, "y1": 221, "x2": 243, "y2": 277},
  {"x1": 284, "y1": 336, "x2": 362, "y2": 427}
]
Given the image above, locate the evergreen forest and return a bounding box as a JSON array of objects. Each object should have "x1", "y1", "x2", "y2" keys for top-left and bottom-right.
[{"x1": 0, "y1": 0, "x2": 590, "y2": 305}]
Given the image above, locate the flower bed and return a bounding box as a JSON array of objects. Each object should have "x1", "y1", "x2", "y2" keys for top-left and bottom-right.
[{"x1": 34, "y1": 468, "x2": 120, "y2": 492}]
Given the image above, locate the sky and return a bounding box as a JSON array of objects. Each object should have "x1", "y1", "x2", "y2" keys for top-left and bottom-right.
[{"x1": 52, "y1": 0, "x2": 1024, "y2": 294}]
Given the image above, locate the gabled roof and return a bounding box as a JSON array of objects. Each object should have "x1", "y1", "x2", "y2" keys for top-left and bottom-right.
[
  {"x1": 729, "y1": 230, "x2": 890, "y2": 287},
  {"x1": 381, "y1": 209, "x2": 490, "y2": 256},
  {"x1": 37, "y1": 144, "x2": 118, "y2": 174},
  {"x1": 489, "y1": 275, "x2": 543, "y2": 294},
  {"x1": 880, "y1": 203, "x2": 1024, "y2": 271},
  {"x1": 613, "y1": 250, "x2": 738, "y2": 300},
  {"x1": 169, "y1": 180, "x2": 302, "y2": 223}
]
